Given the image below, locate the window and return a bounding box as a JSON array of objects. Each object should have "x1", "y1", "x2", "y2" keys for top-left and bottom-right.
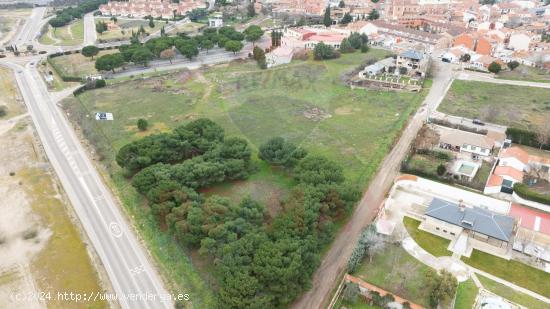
[
  {"x1": 443, "y1": 229, "x2": 447, "y2": 233},
  {"x1": 502, "y1": 179, "x2": 514, "y2": 188},
  {"x1": 436, "y1": 227, "x2": 440, "y2": 230},
  {"x1": 450, "y1": 232, "x2": 456, "y2": 236}
]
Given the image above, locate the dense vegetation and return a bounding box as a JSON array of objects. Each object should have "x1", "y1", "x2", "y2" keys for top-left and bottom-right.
[
  {"x1": 117, "y1": 119, "x2": 361, "y2": 307},
  {"x1": 49, "y1": 0, "x2": 106, "y2": 28},
  {"x1": 513, "y1": 183, "x2": 550, "y2": 205}
]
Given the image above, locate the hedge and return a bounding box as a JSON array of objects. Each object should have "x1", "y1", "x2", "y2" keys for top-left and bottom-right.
[
  {"x1": 506, "y1": 127, "x2": 550, "y2": 151},
  {"x1": 513, "y1": 183, "x2": 550, "y2": 205}
]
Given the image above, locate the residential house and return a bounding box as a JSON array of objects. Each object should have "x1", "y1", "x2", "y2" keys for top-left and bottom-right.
[
  {"x1": 208, "y1": 14, "x2": 223, "y2": 28},
  {"x1": 436, "y1": 125, "x2": 495, "y2": 158},
  {"x1": 421, "y1": 197, "x2": 516, "y2": 255},
  {"x1": 508, "y1": 32, "x2": 532, "y2": 51}
]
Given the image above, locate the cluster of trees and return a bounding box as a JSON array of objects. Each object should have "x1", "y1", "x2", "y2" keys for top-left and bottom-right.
[
  {"x1": 94, "y1": 25, "x2": 256, "y2": 72},
  {"x1": 186, "y1": 8, "x2": 207, "y2": 22},
  {"x1": 252, "y1": 46, "x2": 267, "y2": 69},
  {"x1": 340, "y1": 32, "x2": 369, "y2": 54},
  {"x1": 426, "y1": 269, "x2": 457, "y2": 308},
  {"x1": 119, "y1": 128, "x2": 360, "y2": 307},
  {"x1": 314, "y1": 42, "x2": 339, "y2": 60},
  {"x1": 49, "y1": 0, "x2": 106, "y2": 29}
]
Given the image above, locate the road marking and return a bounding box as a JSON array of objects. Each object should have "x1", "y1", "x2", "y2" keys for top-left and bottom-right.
[
  {"x1": 129, "y1": 264, "x2": 146, "y2": 275},
  {"x1": 109, "y1": 222, "x2": 124, "y2": 238}
]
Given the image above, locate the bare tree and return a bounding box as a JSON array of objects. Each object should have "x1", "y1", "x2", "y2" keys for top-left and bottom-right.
[
  {"x1": 159, "y1": 48, "x2": 176, "y2": 64},
  {"x1": 536, "y1": 122, "x2": 550, "y2": 149}
]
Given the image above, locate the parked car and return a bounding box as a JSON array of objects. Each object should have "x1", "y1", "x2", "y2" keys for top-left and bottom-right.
[{"x1": 473, "y1": 118, "x2": 485, "y2": 126}]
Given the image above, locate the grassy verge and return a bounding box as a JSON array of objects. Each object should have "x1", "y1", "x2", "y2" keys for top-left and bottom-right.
[
  {"x1": 477, "y1": 274, "x2": 549, "y2": 309},
  {"x1": 403, "y1": 216, "x2": 451, "y2": 257},
  {"x1": 462, "y1": 250, "x2": 550, "y2": 297},
  {"x1": 496, "y1": 65, "x2": 550, "y2": 83},
  {"x1": 453, "y1": 279, "x2": 478, "y2": 309}
]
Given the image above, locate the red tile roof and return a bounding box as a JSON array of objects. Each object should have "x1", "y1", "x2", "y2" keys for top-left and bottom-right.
[
  {"x1": 509, "y1": 204, "x2": 550, "y2": 236},
  {"x1": 494, "y1": 166, "x2": 524, "y2": 182},
  {"x1": 501, "y1": 146, "x2": 530, "y2": 165}
]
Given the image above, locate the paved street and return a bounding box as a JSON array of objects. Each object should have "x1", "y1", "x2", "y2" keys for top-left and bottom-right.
[
  {"x1": 292, "y1": 61, "x2": 454, "y2": 309},
  {"x1": 83, "y1": 12, "x2": 97, "y2": 46},
  {"x1": 457, "y1": 71, "x2": 550, "y2": 89},
  {"x1": 10, "y1": 7, "x2": 46, "y2": 47},
  {"x1": 0, "y1": 59, "x2": 173, "y2": 309}
]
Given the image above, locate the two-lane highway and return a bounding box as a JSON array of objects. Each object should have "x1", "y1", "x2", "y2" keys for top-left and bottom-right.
[
  {"x1": 2, "y1": 59, "x2": 173, "y2": 309},
  {"x1": 11, "y1": 7, "x2": 47, "y2": 47}
]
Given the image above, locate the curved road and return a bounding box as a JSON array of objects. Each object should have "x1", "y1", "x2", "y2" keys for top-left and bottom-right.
[{"x1": 292, "y1": 61, "x2": 454, "y2": 309}]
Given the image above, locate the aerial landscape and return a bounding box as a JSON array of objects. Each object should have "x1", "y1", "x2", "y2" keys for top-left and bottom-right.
[{"x1": 1, "y1": 0, "x2": 550, "y2": 308}]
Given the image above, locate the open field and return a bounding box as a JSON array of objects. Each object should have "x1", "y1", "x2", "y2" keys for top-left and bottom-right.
[
  {"x1": 477, "y1": 274, "x2": 549, "y2": 309},
  {"x1": 497, "y1": 65, "x2": 550, "y2": 83},
  {"x1": 0, "y1": 9, "x2": 32, "y2": 45},
  {"x1": 0, "y1": 67, "x2": 106, "y2": 309},
  {"x1": 166, "y1": 21, "x2": 204, "y2": 35},
  {"x1": 454, "y1": 279, "x2": 478, "y2": 309},
  {"x1": 462, "y1": 250, "x2": 550, "y2": 297},
  {"x1": 354, "y1": 244, "x2": 434, "y2": 307},
  {"x1": 49, "y1": 49, "x2": 118, "y2": 78},
  {"x1": 438, "y1": 80, "x2": 550, "y2": 131},
  {"x1": 0, "y1": 68, "x2": 26, "y2": 118},
  {"x1": 403, "y1": 217, "x2": 451, "y2": 257},
  {"x1": 61, "y1": 51, "x2": 429, "y2": 306},
  {"x1": 39, "y1": 19, "x2": 84, "y2": 46},
  {"x1": 95, "y1": 17, "x2": 165, "y2": 42}
]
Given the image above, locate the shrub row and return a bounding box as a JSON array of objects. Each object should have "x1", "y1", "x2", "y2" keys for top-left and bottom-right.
[
  {"x1": 513, "y1": 183, "x2": 550, "y2": 205},
  {"x1": 506, "y1": 127, "x2": 550, "y2": 151}
]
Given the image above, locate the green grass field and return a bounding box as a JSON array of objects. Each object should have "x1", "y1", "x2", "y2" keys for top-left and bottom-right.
[
  {"x1": 355, "y1": 244, "x2": 435, "y2": 307},
  {"x1": 462, "y1": 250, "x2": 550, "y2": 298},
  {"x1": 453, "y1": 279, "x2": 478, "y2": 309},
  {"x1": 497, "y1": 65, "x2": 550, "y2": 83},
  {"x1": 39, "y1": 19, "x2": 84, "y2": 46},
  {"x1": 403, "y1": 217, "x2": 451, "y2": 257},
  {"x1": 438, "y1": 80, "x2": 550, "y2": 131},
  {"x1": 477, "y1": 274, "x2": 549, "y2": 309},
  {"x1": 62, "y1": 51, "x2": 430, "y2": 306}
]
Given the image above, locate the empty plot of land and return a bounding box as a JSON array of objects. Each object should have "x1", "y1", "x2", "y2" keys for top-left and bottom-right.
[
  {"x1": 0, "y1": 9, "x2": 32, "y2": 45},
  {"x1": 438, "y1": 80, "x2": 550, "y2": 131},
  {"x1": 61, "y1": 51, "x2": 429, "y2": 306},
  {"x1": 39, "y1": 19, "x2": 84, "y2": 46},
  {"x1": 95, "y1": 17, "x2": 164, "y2": 42},
  {"x1": 49, "y1": 49, "x2": 118, "y2": 78},
  {"x1": 497, "y1": 65, "x2": 550, "y2": 83}
]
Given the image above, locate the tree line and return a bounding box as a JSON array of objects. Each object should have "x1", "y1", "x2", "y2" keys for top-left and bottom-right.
[
  {"x1": 49, "y1": 0, "x2": 107, "y2": 29},
  {"x1": 116, "y1": 119, "x2": 361, "y2": 307},
  {"x1": 93, "y1": 25, "x2": 264, "y2": 72}
]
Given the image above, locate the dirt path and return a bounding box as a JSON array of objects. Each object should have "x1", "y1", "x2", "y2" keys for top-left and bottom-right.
[{"x1": 291, "y1": 62, "x2": 454, "y2": 309}]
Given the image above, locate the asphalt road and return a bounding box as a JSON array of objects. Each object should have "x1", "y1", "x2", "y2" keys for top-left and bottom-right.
[
  {"x1": 291, "y1": 61, "x2": 454, "y2": 309},
  {"x1": 457, "y1": 71, "x2": 550, "y2": 89},
  {"x1": 83, "y1": 12, "x2": 97, "y2": 46},
  {"x1": 0, "y1": 59, "x2": 174, "y2": 309},
  {"x1": 10, "y1": 7, "x2": 47, "y2": 47}
]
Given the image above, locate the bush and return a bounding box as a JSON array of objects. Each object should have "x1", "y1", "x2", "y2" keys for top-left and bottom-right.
[
  {"x1": 488, "y1": 61, "x2": 502, "y2": 74},
  {"x1": 513, "y1": 183, "x2": 550, "y2": 205},
  {"x1": 506, "y1": 127, "x2": 550, "y2": 150},
  {"x1": 137, "y1": 118, "x2": 149, "y2": 131},
  {"x1": 0, "y1": 105, "x2": 6, "y2": 117},
  {"x1": 95, "y1": 79, "x2": 106, "y2": 88},
  {"x1": 360, "y1": 44, "x2": 369, "y2": 53},
  {"x1": 437, "y1": 164, "x2": 446, "y2": 176}
]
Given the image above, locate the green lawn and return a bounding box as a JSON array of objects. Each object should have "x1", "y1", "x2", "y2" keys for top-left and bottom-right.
[
  {"x1": 438, "y1": 80, "x2": 550, "y2": 131},
  {"x1": 61, "y1": 51, "x2": 430, "y2": 307},
  {"x1": 336, "y1": 299, "x2": 378, "y2": 309},
  {"x1": 477, "y1": 274, "x2": 549, "y2": 309},
  {"x1": 355, "y1": 244, "x2": 435, "y2": 307},
  {"x1": 497, "y1": 65, "x2": 550, "y2": 83},
  {"x1": 49, "y1": 49, "x2": 118, "y2": 78},
  {"x1": 454, "y1": 279, "x2": 478, "y2": 309},
  {"x1": 403, "y1": 216, "x2": 451, "y2": 257},
  {"x1": 462, "y1": 250, "x2": 550, "y2": 297},
  {"x1": 39, "y1": 19, "x2": 84, "y2": 46}
]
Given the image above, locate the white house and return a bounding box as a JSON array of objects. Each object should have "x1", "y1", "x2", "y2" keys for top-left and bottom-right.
[
  {"x1": 208, "y1": 14, "x2": 223, "y2": 28},
  {"x1": 508, "y1": 33, "x2": 531, "y2": 51},
  {"x1": 436, "y1": 125, "x2": 495, "y2": 158}
]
